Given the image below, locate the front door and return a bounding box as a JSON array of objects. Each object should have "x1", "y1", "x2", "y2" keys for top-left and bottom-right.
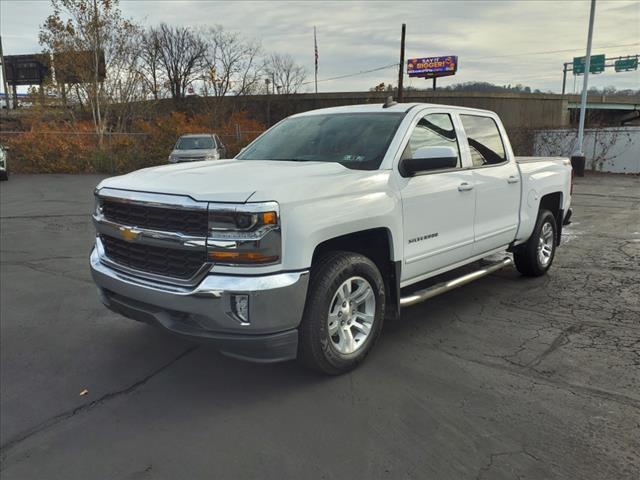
[{"x1": 399, "y1": 112, "x2": 476, "y2": 285}]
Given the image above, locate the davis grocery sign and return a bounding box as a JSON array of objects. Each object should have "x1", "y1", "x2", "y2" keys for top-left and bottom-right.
[{"x1": 407, "y1": 56, "x2": 458, "y2": 78}]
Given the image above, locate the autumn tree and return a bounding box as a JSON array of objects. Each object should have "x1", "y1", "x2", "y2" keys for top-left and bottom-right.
[
  {"x1": 264, "y1": 53, "x2": 306, "y2": 94},
  {"x1": 39, "y1": 0, "x2": 144, "y2": 144}
]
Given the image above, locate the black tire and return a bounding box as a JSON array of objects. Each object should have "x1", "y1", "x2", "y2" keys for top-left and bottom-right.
[
  {"x1": 514, "y1": 209, "x2": 557, "y2": 277},
  {"x1": 298, "y1": 251, "x2": 386, "y2": 375},
  {"x1": 0, "y1": 171, "x2": 7, "y2": 181}
]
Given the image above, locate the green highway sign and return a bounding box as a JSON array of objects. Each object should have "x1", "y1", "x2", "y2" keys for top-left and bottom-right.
[
  {"x1": 573, "y1": 54, "x2": 605, "y2": 74},
  {"x1": 614, "y1": 58, "x2": 638, "y2": 72}
]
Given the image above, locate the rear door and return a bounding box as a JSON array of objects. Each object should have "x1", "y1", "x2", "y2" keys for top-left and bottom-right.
[
  {"x1": 398, "y1": 111, "x2": 476, "y2": 285},
  {"x1": 458, "y1": 114, "x2": 520, "y2": 254}
]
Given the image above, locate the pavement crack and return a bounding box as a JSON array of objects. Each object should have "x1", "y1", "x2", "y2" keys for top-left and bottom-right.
[
  {"x1": 430, "y1": 345, "x2": 640, "y2": 409},
  {"x1": 476, "y1": 449, "x2": 535, "y2": 480},
  {"x1": 0, "y1": 213, "x2": 90, "y2": 220},
  {"x1": 5, "y1": 261, "x2": 94, "y2": 285},
  {"x1": 525, "y1": 324, "x2": 583, "y2": 368},
  {"x1": 0, "y1": 345, "x2": 199, "y2": 461}
]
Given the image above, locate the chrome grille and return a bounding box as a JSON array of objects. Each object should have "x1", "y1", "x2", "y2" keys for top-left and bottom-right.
[
  {"x1": 102, "y1": 200, "x2": 208, "y2": 236},
  {"x1": 100, "y1": 235, "x2": 206, "y2": 280}
]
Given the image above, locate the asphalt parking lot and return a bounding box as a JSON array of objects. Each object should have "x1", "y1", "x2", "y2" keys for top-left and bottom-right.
[{"x1": 1, "y1": 173, "x2": 638, "y2": 479}]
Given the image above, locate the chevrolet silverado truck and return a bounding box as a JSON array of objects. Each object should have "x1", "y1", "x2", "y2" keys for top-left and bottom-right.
[{"x1": 90, "y1": 100, "x2": 573, "y2": 374}]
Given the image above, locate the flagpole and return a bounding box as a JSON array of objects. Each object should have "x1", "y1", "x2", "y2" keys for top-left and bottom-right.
[{"x1": 314, "y1": 26, "x2": 318, "y2": 94}]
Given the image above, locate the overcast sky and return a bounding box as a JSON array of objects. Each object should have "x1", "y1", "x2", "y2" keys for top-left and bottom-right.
[{"x1": 1, "y1": 0, "x2": 638, "y2": 93}]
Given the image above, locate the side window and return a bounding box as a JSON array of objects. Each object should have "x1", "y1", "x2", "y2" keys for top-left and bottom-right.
[
  {"x1": 460, "y1": 115, "x2": 506, "y2": 167},
  {"x1": 401, "y1": 113, "x2": 461, "y2": 167}
]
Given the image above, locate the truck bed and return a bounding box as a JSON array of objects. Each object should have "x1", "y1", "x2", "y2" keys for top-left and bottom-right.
[{"x1": 516, "y1": 156, "x2": 568, "y2": 164}]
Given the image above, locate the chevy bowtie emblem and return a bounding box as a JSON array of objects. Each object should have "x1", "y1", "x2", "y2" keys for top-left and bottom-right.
[{"x1": 119, "y1": 226, "x2": 141, "y2": 242}]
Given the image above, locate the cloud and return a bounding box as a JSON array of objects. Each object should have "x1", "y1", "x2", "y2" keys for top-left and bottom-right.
[{"x1": 1, "y1": 0, "x2": 638, "y2": 93}]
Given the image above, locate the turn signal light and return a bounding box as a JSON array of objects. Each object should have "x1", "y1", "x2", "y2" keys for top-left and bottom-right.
[
  {"x1": 262, "y1": 211, "x2": 277, "y2": 225},
  {"x1": 208, "y1": 251, "x2": 278, "y2": 264}
]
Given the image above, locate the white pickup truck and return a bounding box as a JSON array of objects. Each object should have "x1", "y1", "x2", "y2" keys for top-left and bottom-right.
[{"x1": 90, "y1": 101, "x2": 573, "y2": 374}]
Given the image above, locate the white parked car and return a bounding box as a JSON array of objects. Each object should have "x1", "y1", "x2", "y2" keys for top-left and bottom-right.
[
  {"x1": 0, "y1": 145, "x2": 8, "y2": 181},
  {"x1": 168, "y1": 133, "x2": 226, "y2": 163},
  {"x1": 91, "y1": 101, "x2": 572, "y2": 374}
]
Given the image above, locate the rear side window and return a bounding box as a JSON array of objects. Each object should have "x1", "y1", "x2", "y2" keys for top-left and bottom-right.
[
  {"x1": 402, "y1": 113, "x2": 461, "y2": 167},
  {"x1": 460, "y1": 115, "x2": 506, "y2": 166}
]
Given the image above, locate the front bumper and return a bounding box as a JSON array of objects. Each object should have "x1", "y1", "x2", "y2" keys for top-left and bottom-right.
[{"x1": 90, "y1": 248, "x2": 309, "y2": 362}]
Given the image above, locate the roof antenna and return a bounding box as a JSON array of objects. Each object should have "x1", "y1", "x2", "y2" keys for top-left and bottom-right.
[{"x1": 382, "y1": 96, "x2": 397, "y2": 109}]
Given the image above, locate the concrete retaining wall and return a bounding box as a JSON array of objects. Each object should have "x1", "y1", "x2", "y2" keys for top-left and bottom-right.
[
  {"x1": 150, "y1": 91, "x2": 573, "y2": 130},
  {"x1": 534, "y1": 127, "x2": 640, "y2": 174}
]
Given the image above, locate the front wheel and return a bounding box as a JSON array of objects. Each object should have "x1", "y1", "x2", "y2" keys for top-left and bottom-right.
[
  {"x1": 298, "y1": 251, "x2": 385, "y2": 375},
  {"x1": 514, "y1": 209, "x2": 557, "y2": 276}
]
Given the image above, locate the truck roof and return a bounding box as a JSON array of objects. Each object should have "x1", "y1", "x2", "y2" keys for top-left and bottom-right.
[{"x1": 293, "y1": 102, "x2": 496, "y2": 117}]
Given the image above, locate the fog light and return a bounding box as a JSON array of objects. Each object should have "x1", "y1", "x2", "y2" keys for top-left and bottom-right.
[{"x1": 231, "y1": 294, "x2": 250, "y2": 324}]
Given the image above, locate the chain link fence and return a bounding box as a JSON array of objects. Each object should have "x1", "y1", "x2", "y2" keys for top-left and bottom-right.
[{"x1": 0, "y1": 126, "x2": 264, "y2": 174}]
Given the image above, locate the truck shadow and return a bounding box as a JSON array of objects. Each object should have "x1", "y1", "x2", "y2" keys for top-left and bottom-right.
[{"x1": 106, "y1": 267, "x2": 541, "y2": 412}]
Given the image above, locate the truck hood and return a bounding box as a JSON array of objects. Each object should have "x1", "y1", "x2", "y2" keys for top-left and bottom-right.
[{"x1": 97, "y1": 159, "x2": 390, "y2": 204}]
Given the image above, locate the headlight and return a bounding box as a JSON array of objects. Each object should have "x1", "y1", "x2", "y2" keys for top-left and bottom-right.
[
  {"x1": 94, "y1": 192, "x2": 103, "y2": 216},
  {"x1": 207, "y1": 202, "x2": 281, "y2": 265},
  {"x1": 205, "y1": 153, "x2": 218, "y2": 161}
]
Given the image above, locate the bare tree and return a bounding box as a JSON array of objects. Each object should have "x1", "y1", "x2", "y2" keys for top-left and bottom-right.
[
  {"x1": 203, "y1": 26, "x2": 263, "y2": 97},
  {"x1": 40, "y1": 0, "x2": 144, "y2": 145},
  {"x1": 155, "y1": 23, "x2": 207, "y2": 99},
  {"x1": 264, "y1": 53, "x2": 306, "y2": 94},
  {"x1": 139, "y1": 27, "x2": 164, "y2": 100}
]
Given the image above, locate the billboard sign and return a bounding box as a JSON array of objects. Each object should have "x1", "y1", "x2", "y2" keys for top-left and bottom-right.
[
  {"x1": 4, "y1": 54, "x2": 51, "y2": 85},
  {"x1": 407, "y1": 56, "x2": 458, "y2": 78},
  {"x1": 573, "y1": 54, "x2": 605, "y2": 74},
  {"x1": 53, "y1": 50, "x2": 106, "y2": 84}
]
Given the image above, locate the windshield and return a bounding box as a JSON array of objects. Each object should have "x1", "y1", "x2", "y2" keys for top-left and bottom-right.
[
  {"x1": 176, "y1": 136, "x2": 214, "y2": 150},
  {"x1": 236, "y1": 112, "x2": 405, "y2": 170}
]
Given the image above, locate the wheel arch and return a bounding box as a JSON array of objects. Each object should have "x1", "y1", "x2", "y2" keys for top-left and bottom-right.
[
  {"x1": 539, "y1": 191, "x2": 563, "y2": 245},
  {"x1": 311, "y1": 228, "x2": 401, "y2": 320}
]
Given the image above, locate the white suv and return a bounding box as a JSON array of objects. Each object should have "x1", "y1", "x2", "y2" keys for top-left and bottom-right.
[{"x1": 168, "y1": 134, "x2": 226, "y2": 163}]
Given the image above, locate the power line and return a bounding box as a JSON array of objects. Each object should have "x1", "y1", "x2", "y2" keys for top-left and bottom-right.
[
  {"x1": 301, "y1": 63, "x2": 398, "y2": 85},
  {"x1": 305, "y1": 42, "x2": 639, "y2": 87},
  {"x1": 470, "y1": 42, "x2": 640, "y2": 60}
]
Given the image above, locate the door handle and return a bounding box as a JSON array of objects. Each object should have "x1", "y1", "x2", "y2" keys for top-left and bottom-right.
[
  {"x1": 507, "y1": 175, "x2": 520, "y2": 184},
  {"x1": 458, "y1": 182, "x2": 474, "y2": 192}
]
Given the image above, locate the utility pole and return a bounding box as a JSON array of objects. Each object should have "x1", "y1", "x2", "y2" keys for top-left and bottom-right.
[
  {"x1": 0, "y1": 36, "x2": 11, "y2": 110},
  {"x1": 314, "y1": 26, "x2": 318, "y2": 94},
  {"x1": 561, "y1": 62, "x2": 568, "y2": 96},
  {"x1": 572, "y1": 0, "x2": 596, "y2": 177},
  {"x1": 397, "y1": 23, "x2": 405, "y2": 102}
]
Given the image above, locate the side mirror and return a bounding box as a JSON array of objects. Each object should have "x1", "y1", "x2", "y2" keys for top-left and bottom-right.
[{"x1": 399, "y1": 146, "x2": 458, "y2": 177}]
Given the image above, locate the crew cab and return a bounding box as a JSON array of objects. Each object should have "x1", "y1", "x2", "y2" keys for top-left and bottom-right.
[
  {"x1": 90, "y1": 101, "x2": 572, "y2": 374},
  {"x1": 0, "y1": 145, "x2": 8, "y2": 181}
]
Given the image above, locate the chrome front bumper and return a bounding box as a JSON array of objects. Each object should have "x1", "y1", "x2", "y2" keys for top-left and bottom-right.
[{"x1": 90, "y1": 248, "x2": 309, "y2": 362}]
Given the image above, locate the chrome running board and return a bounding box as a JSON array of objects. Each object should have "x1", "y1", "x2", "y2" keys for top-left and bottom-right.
[{"x1": 400, "y1": 257, "x2": 513, "y2": 308}]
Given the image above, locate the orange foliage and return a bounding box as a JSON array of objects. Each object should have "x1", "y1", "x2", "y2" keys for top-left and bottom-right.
[{"x1": 2, "y1": 111, "x2": 265, "y2": 174}]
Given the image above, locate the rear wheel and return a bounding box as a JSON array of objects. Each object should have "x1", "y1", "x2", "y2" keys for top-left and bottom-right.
[
  {"x1": 0, "y1": 170, "x2": 7, "y2": 181},
  {"x1": 514, "y1": 209, "x2": 557, "y2": 276},
  {"x1": 298, "y1": 251, "x2": 385, "y2": 375}
]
